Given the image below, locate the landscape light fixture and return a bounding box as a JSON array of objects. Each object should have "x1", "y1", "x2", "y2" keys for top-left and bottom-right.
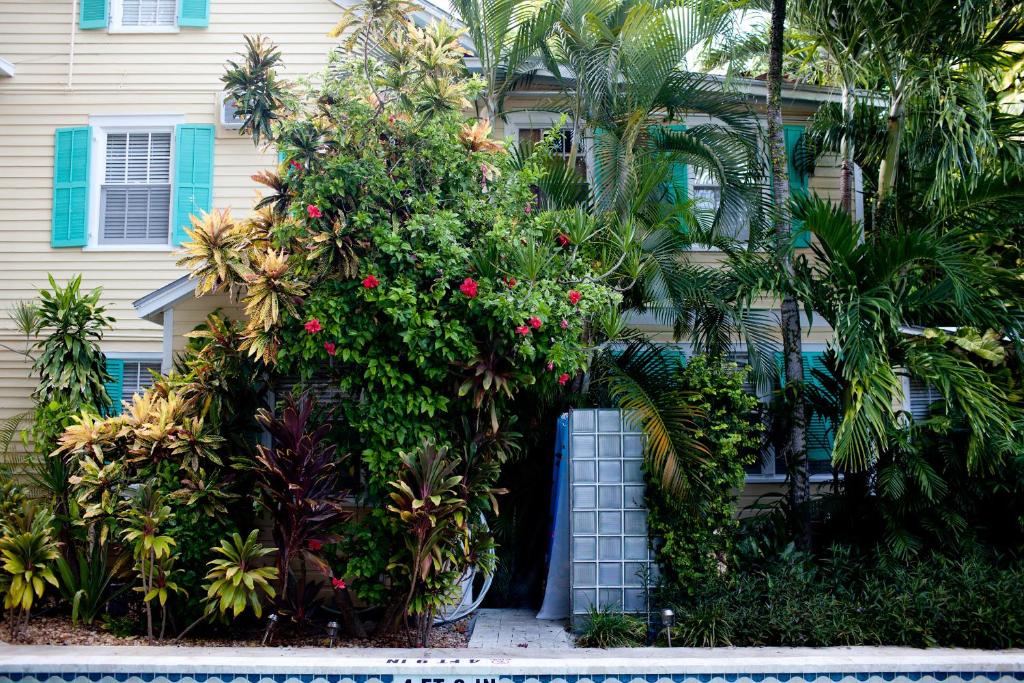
[{"x1": 661, "y1": 608, "x2": 675, "y2": 647}]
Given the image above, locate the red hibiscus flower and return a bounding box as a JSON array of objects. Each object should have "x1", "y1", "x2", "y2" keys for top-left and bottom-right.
[
  {"x1": 503, "y1": 276, "x2": 517, "y2": 288},
  {"x1": 307, "y1": 204, "x2": 322, "y2": 219},
  {"x1": 305, "y1": 319, "x2": 322, "y2": 334},
  {"x1": 331, "y1": 577, "x2": 347, "y2": 590},
  {"x1": 568, "y1": 290, "x2": 582, "y2": 305},
  {"x1": 362, "y1": 274, "x2": 380, "y2": 289},
  {"x1": 460, "y1": 277, "x2": 479, "y2": 298},
  {"x1": 558, "y1": 373, "x2": 571, "y2": 386},
  {"x1": 528, "y1": 316, "x2": 542, "y2": 329},
  {"x1": 555, "y1": 233, "x2": 570, "y2": 247},
  {"x1": 308, "y1": 540, "x2": 323, "y2": 551},
  {"x1": 560, "y1": 319, "x2": 569, "y2": 329},
  {"x1": 516, "y1": 325, "x2": 530, "y2": 336},
  {"x1": 324, "y1": 342, "x2": 337, "y2": 356}
]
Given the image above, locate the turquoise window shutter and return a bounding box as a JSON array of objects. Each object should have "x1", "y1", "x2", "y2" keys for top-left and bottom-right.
[
  {"x1": 784, "y1": 125, "x2": 810, "y2": 246},
  {"x1": 178, "y1": 0, "x2": 210, "y2": 27},
  {"x1": 173, "y1": 124, "x2": 215, "y2": 245},
  {"x1": 662, "y1": 124, "x2": 688, "y2": 204},
  {"x1": 103, "y1": 358, "x2": 125, "y2": 416},
  {"x1": 775, "y1": 350, "x2": 834, "y2": 464},
  {"x1": 52, "y1": 127, "x2": 91, "y2": 248},
  {"x1": 79, "y1": 0, "x2": 108, "y2": 29}
]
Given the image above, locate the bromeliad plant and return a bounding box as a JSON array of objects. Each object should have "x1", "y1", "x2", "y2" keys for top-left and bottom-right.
[{"x1": 0, "y1": 505, "x2": 61, "y2": 638}]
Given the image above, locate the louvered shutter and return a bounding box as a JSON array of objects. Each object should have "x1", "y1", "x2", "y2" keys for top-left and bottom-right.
[
  {"x1": 173, "y1": 124, "x2": 215, "y2": 245},
  {"x1": 907, "y1": 378, "x2": 941, "y2": 421},
  {"x1": 178, "y1": 0, "x2": 210, "y2": 27},
  {"x1": 784, "y1": 125, "x2": 810, "y2": 246},
  {"x1": 103, "y1": 358, "x2": 125, "y2": 416},
  {"x1": 101, "y1": 131, "x2": 172, "y2": 244},
  {"x1": 52, "y1": 127, "x2": 91, "y2": 248},
  {"x1": 80, "y1": 0, "x2": 108, "y2": 29},
  {"x1": 122, "y1": 361, "x2": 162, "y2": 399},
  {"x1": 776, "y1": 351, "x2": 834, "y2": 466}
]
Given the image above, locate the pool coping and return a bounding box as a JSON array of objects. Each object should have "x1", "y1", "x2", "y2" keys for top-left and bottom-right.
[{"x1": 2, "y1": 645, "x2": 1024, "y2": 676}]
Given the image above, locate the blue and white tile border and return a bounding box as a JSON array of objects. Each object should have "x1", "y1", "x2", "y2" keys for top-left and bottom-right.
[{"x1": 2, "y1": 646, "x2": 1023, "y2": 683}]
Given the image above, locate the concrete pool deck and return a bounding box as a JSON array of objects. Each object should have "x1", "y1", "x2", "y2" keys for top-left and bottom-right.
[{"x1": 1, "y1": 644, "x2": 1024, "y2": 678}]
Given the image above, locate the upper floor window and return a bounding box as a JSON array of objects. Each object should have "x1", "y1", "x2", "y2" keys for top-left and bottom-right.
[
  {"x1": 692, "y1": 169, "x2": 749, "y2": 244},
  {"x1": 101, "y1": 131, "x2": 173, "y2": 245},
  {"x1": 517, "y1": 127, "x2": 588, "y2": 177},
  {"x1": 118, "y1": 0, "x2": 178, "y2": 29}
]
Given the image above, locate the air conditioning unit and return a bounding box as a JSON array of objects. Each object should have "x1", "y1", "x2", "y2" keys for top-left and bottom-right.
[{"x1": 219, "y1": 92, "x2": 243, "y2": 129}]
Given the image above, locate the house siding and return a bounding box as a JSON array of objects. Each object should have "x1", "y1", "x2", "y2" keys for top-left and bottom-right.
[{"x1": 0, "y1": 0, "x2": 347, "y2": 439}]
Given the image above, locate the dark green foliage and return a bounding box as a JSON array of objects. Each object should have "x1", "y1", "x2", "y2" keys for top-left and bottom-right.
[
  {"x1": 667, "y1": 546, "x2": 1024, "y2": 648},
  {"x1": 222, "y1": 35, "x2": 285, "y2": 146},
  {"x1": 644, "y1": 354, "x2": 763, "y2": 595},
  {"x1": 575, "y1": 605, "x2": 646, "y2": 648}
]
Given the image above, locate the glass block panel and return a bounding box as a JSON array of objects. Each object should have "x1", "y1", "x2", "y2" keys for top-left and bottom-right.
[
  {"x1": 623, "y1": 485, "x2": 645, "y2": 508},
  {"x1": 598, "y1": 485, "x2": 622, "y2": 508},
  {"x1": 572, "y1": 409, "x2": 596, "y2": 432},
  {"x1": 573, "y1": 562, "x2": 596, "y2": 586},
  {"x1": 573, "y1": 589, "x2": 596, "y2": 613},
  {"x1": 598, "y1": 536, "x2": 622, "y2": 560},
  {"x1": 624, "y1": 536, "x2": 648, "y2": 560},
  {"x1": 574, "y1": 536, "x2": 596, "y2": 561},
  {"x1": 572, "y1": 434, "x2": 596, "y2": 459},
  {"x1": 598, "y1": 460, "x2": 622, "y2": 483},
  {"x1": 598, "y1": 511, "x2": 621, "y2": 534},
  {"x1": 598, "y1": 434, "x2": 621, "y2": 459},
  {"x1": 623, "y1": 460, "x2": 643, "y2": 483},
  {"x1": 573, "y1": 511, "x2": 596, "y2": 534},
  {"x1": 621, "y1": 411, "x2": 642, "y2": 431},
  {"x1": 573, "y1": 460, "x2": 596, "y2": 483},
  {"x1": 624, "y1": 588, "x2": 647, "y2": 611},
  {"x1": 624, "y1": 562, "x2": 646, "y2": 587},
  {"x1": 598, "y1": 588, "x2": 623, "y2": 609},
  {"x1": 599, "y1": 562, "x2": 623, "y2": 585},
  {"x1": 573, "y1": 485, "x2": 596, "y2": 509},
  {"x1": 624, "y1": 510, "x2": 647, "y2": 535},
  {"x1": 598, "y1": 410, "x2": 621, "y2": 432},
  {"x1": 622, "y1": 434, "x2": 644, "y2": 459}
]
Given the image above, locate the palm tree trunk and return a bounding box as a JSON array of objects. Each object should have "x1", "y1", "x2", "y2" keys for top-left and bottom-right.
[
  {"x1": 876, "y1": 85, "x2": 905, "y2": 209},
  {"x1": 766, "y1": 0, "x2": 810, "y2": 549},
  {"x1": 839, "y1": 83, "x2": 855, "y2": 217}
]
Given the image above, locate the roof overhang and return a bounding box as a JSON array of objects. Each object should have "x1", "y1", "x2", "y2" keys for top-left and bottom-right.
[
  {"x1": 133, "y1": 276, "x2": 197, "y2": 324},
  {"x1": 0, "y1": 57, "x2": 15, "y2": 78}
]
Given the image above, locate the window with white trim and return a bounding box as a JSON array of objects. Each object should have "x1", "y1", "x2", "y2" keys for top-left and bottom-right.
[
  {"x1": 112, "y1": 0, "x2": 179, "y2": 30},
  {"x1": 517, "y1": 127, "x2": 588, "y2": 177},
  {"x1": 121, "y1": 360, "x2": 163, "y2": 401},
  {"x1": 692, "y1": 169, "x2": 749, "y2": 243},
  {"x1": 100, "y1": 131, "x2": 173, "y2": 245}
]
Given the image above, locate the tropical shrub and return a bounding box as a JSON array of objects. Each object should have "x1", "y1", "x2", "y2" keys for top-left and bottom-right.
[
  {"x1": 576, "y1": 605, "x2": 646, "y2": 648},
  {"x1": 0, "y1": 505, "x2": 61, "y2": 636}
]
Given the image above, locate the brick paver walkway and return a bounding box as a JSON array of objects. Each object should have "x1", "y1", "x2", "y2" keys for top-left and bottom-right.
[{"x1": 468, "y1": 608, "x2": 574, "y2": 649}]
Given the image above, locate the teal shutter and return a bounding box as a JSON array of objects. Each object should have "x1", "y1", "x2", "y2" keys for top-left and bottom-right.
[
  {"x1": 173, "y1": 124, "x2": 215, "y2": 245},
  {"x1": 592, "y1": 128, "x2": 611, "y2": 207},
  {"x1": 178, "y1": 0, "x2": 210, "y2": 27},
  {"x1": 662, "y1": 124, "x2": 688, "y2": 205},
  {"x1": 776, "y1": 351, "x2": 834, "y2": 464},
  {"x1": 52, "y1": 127, "x2": 91, "y2": 248},
  {"x1": 784, "y1": 125, "x2": 810, "y2": 246},
  {"x1": 103, "y1": 358, "x2": 124, "y2": 416},
  {"x1": 80, "y1": 0, "x2": 108, "y2": 29}
]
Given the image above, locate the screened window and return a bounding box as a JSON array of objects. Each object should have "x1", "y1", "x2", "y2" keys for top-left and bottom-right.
[
  {"x1": 120, "y1": 0, "x2": 177, "y2": 27},
  {"x1": 121, "y1": 360, "x2": 162, "y2": 401},
  {"x1": 101, "y1": 131, "x2": 172, "y2": 245}
]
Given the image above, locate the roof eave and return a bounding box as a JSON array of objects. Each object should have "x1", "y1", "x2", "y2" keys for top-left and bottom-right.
[{"x1": 133, "y1": 276, "x2": 197, "y2": 324}]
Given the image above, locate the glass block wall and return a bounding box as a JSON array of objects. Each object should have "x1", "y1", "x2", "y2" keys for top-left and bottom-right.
[{"x1": 569, "y1": 409, "x2": 653, "y2": 618}]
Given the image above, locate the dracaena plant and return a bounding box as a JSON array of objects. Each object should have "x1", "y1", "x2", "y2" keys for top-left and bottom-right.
[
  {"x1": 387, "y1": 441, "x2": 468, "y2": 646},
  {"x1": 253, "y1": 392, "x2": 350, "y2": 623}
]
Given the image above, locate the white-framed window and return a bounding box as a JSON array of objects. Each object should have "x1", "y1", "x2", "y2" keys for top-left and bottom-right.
[
  {"x1": 110, "y1": 0, "x2": 180, "y2": 32},
  {"x1": 691, "y1": 169, "x2": 750, "y2": 244},
  {"x1": 87, "y1": 114, "x2": 184, "y2": 250},
  {"x1": 505, "y1": 112, "x2": 589, "y2": 178}
]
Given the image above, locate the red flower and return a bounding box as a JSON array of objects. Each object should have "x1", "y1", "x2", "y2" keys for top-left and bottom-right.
[
  {"x1": 308, "y1": 540, "x2": 323, "y2": 551},
  {"x1": 528, "y1": 316, "x2": 542, "y2": 329},
  {"x1": 568, "y1": 290, "x2": 582, "y2": 305},
  {"x1": 305, "y1": 319, "x2": 322, "y2": 334},
  {"x1": 362, "y1": 274, "x2": 380, "y2": 289},
  {"x1": 516, "y1": 325, "x2": 530, "y2": 336},
  {"x1": 558, "y1": 373, "x2": 571, "y2": 386},
  {"x1": 331, "y1": 577, "x2": 347, "y2": 590},
  {"x1": 290, "y1": 160, "x2": 303, "y2": 171},
  {"x1": 307, "y1": 204, "x2": 322, "y2": 219},
  {"x1": 503, "y1": 276, "x2": 517, "y2": 288},
  {"x1": 555, "y1": 233, "x2": 570, "y2": 247},
  {"x1": 324, "y1": 342, "x2": 337, "y2": 356},
  {"x1": 560, "y1": 319, "x2": 569, "y2": 329},
  {"x1": 460, "y1": 277, "x2": 479, "y2": 298}
]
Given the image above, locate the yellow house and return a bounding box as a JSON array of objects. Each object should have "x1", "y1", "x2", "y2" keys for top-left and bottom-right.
[{"x1": 0, "y1": 0, "x2": 902, "y2": 493}]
